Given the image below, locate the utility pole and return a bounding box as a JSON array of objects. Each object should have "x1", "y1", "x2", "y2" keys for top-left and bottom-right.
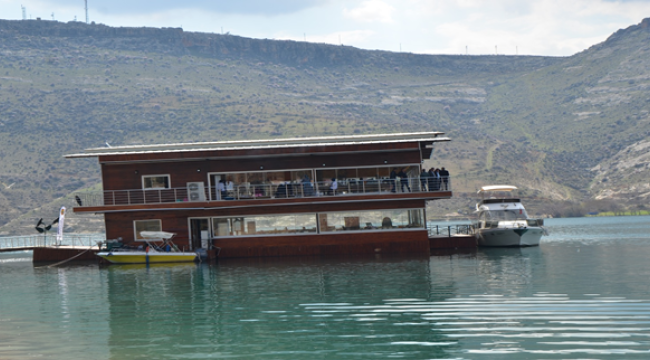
[{"x1": 85, "y1": 0, "x2": 88, "y2": 24}]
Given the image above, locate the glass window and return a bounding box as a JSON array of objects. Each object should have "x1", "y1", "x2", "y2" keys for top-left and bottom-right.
[
  {"x1": 488, "y1": 209, "x2": 528, "y2": 220},
  {"x1": 337, "y1": 168, "x2": 355, "y2": 180},
  {"x1": 212, "y1": 214, "x2": 318, "y2": 237},
  {"x1": 378, "y1": 167, "x2": 391, "y2": 179},
  {"x1": 133, "y1": 219, "x2": 162, "y2": 241},
  {"x1": 316, "y1": 169, "x2": 336, "y2": 182},
  {"x1": 204, "y1": 166, "x2": 420, "y2": 200},
  {"x1": 319, "y1": 209, "x2": 424, "y2": 232},
  {"x1": 212, "y1": 218, "x2": 231, "y2": 237},
  {"x1": 142, "y1": 175, "x2": 170, "y2": 189},
  {"x1": 358, "y1": 167, "x2": 378, "y2": 180}
]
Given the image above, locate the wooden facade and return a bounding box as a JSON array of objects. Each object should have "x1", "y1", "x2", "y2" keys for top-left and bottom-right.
[{"x1": 68, "y1": 132, "x2": 453, "y2": 258}]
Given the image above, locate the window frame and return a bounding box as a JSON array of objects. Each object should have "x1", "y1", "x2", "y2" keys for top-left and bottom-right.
[
  {"x1": 210, "y1": 213, "x2": 318, "y2": 238},
  {"x1": 133, "y1": 219, "x2": 163, "y2": 241},
  {"x1": 141, "y1": 174, "x2": 171, "y2": 190}
]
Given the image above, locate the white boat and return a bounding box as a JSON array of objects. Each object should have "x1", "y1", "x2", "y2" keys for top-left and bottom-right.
[
  {"x1": 97, "y1": 231, "x2": 197, "y2": 264},
  {"x1": 472, "y1": 185, "x2": 546, "y2": 247}
]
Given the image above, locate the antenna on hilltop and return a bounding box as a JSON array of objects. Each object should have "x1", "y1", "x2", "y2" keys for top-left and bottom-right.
[
  {"x1": 85, "y1": 0, "x2": 89, "y2": 24},
  {"x1": 51, "y1": 12, "x2": 54, "y2": 21},
  {"x1": 21, "y1": 5, "x2": 26, "y2": 20}
]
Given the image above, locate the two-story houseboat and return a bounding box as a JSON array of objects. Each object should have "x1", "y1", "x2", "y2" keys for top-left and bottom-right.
[{"x1": 67, "y1": 132, "x2": 452, "y2": 258}]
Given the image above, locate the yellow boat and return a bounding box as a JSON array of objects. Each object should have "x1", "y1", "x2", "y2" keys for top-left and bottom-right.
[
  {"x1": 97, "y1": 231, "x2": 197, "y2": 264},
  {"x1": 97, "y1": 250, "x2": 197, "y2": 264}
]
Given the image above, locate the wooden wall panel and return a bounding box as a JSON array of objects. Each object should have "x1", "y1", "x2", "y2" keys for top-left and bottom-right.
[
  {"x1": 213, "y1": 230, "x2": 430, "y2": 258},
  {"x1": 104, "y1": 198, "x2": 427, "y2": 248}
]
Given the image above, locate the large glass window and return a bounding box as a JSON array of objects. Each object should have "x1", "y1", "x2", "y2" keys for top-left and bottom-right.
[
  {"x1": 318, "y1": 209, "x2": 424, "y2": 232},
  {"x1": 205, "y1": 165, "x2": 424, "y2": 200},
  {"x1": 210, "y1": 169, "x2": 315, "y2": 200},
  {"x1": 212, "y1": 214, "x2": 317, "y2": 237},
  {"x1": 142, "y1": 175, "x2": 170, "y2": 189},
  {"x1": 210, "y1": 208, "x2": 424, "y2": 237},
  {"x1": 133, "y1": 219, "x2": 162, "y2": 241},
  {"x1": 315, "y1": 165, "x2": 418, "y2": 195}
]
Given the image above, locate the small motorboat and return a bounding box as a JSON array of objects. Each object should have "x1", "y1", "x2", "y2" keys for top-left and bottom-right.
[
  {"x1": 472, "y1": 185, "x2": 547, "y2": 247},
  {"x1": 97, "y1": 231, "x2": 197, "y2": 264}
]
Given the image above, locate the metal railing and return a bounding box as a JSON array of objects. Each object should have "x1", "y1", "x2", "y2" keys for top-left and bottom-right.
[
  {"x1": 427, "y1": 224, "x2": 475, "y2": 237},
  {"x1": 74, "y1": 177, "x2": 452, "y2": 207},
  {"x1": 0, "y1": 234, "x2": 106, "y2": 250}
]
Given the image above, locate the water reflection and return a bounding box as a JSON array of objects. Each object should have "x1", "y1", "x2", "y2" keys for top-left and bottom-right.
[
  {"x1": 2, "y1": 217, "x2": 650, "y2": 359},
  {"x1": 104, "y1": 256, "x2": 455, "y2": 359}
]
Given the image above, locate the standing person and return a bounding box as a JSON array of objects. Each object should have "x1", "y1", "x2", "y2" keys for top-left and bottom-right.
[
  {"x1": 226, "y1": 178, "x2": 234, "y2": 197},
  {"x1": 419, "y1": 168, "x2": 429, "y2": 191},
  {"x1": 329, "y1": 178, "x2": 338, "y2": 195},
  {"x1": 389, "y1": 168, "x2": 397, "y2": 193},
  {"x1": 439, "y1": 167, "x2": 449, "y2": 190},
  {"x1": 427, "y1": 168, "x2": 436, "y2": 191},
  {"x1": 218, "y1": 179, "x2": 227, "y2": 200},
  {"x1": 302, "y1": 174, "x2": 314, "y2": 197},
  {"x1": 398, "y1": 168, "x2": 411, "y2": 192}
]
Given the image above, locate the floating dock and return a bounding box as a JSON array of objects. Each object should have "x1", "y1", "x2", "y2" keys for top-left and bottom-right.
[{"x1": 33, "y1": 246, "x2": 101, "y2": 262}]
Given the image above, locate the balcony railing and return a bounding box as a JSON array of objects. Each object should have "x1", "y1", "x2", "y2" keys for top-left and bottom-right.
[{"x1": 74, "y1": 177, "x2": 451, "y2": 208}]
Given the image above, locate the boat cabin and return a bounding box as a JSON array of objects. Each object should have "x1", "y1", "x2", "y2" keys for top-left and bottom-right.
[{"x1": 67, "y1": 132, "x2": 452, "y2": 258}]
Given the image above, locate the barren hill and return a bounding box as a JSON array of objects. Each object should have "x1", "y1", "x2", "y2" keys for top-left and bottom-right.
[{"x1": 0, "y1": 18, "x2": 649, "y2": 234}]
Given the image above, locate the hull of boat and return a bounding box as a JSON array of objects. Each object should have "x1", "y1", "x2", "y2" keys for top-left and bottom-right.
[
  {"x1": 97, "y1": 251, "x2": 197, "y2": 264},
  {"x1": 476, "y1": 227, "x2": 543, "y2": 247}
]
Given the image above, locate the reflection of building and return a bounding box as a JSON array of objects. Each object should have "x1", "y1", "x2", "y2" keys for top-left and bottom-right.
[{"x1": 68, "y1": 132, "x2": 451, "y2": 258}]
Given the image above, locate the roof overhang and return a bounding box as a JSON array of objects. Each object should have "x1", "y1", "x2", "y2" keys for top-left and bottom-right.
[{"x1": 65, "y1": 131, "x2": 450, "y2": 159}]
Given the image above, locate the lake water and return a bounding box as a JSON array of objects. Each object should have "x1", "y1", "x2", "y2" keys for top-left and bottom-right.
[{"x1": 2, "y1": 216, "x2": 650, "y2": 359}]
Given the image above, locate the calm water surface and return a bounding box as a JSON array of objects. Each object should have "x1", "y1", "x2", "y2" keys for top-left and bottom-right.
[{"x1": 2, "y1": 216, "x2": 650, "y2": 359}]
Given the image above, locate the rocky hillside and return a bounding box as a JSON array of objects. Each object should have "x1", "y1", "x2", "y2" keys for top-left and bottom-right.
[{"x1": 0, "y1": 18, "x2": 649, "y2": 234}]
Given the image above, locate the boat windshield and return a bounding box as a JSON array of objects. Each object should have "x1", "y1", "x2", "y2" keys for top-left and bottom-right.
[{"x1": 481, "y1": 209, "x2": 528, "y2": 221}]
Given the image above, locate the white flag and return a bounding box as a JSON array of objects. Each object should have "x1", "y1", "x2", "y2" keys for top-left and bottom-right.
[{"x1": 56, "y1": 206, "x2": 66, "y2": 244}]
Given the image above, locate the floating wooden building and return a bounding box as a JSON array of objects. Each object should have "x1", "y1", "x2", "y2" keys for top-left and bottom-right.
[{"x1": 67, "y1": 132, "x2": 467, "y2": 258}]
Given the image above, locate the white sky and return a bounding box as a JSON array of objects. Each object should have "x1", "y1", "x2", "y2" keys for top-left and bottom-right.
[{"x1": 3, "y1": 0, "x2": 650, "y2": 56}]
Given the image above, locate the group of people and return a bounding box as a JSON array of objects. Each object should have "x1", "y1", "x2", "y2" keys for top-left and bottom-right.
[
  {"x1": 388, "y1": 167, "x2": 449, "y2": 193},
  {"x1": 277, "y1": 175, "x2": 325, "y2": 197},
  {"x1": 419, "y1": 167, "x2": 449, "y2": 191},
  {"x1": 217, "y1": 168, "x2": 448, "y2": 200}
]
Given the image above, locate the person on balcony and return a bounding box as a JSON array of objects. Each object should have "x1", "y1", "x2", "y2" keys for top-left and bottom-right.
[
  {"x1": 439, "y1": 167, "x2": 449, "y2": 190},
  {"x1": 389, "y1": 168, "x2": 397, "y2": 193},
  {"x1": 419, "y1": 168, "x2": 429, "y2": 191},
  {"x1": 428, "y1": 168, "x2": 439, "y2": 191},
  {"x1": 398, "y1": 168, "x2": 411, "y2": 192},
  {"x1": 218, "y1": 179, "x2": 227, "y2": 200},
  {"x1": 275, "y1": 182, "x2": 288, "y2": 198},
  {"x1": 329, "y1": 178, "x2": 338, "y2": 195},
  {"x1": 302, "y1": 175, "x2": 315, "y2": 197}
]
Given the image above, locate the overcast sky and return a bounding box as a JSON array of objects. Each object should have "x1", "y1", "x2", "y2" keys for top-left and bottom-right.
[{"x1": 4, "y1": 0, "x2": 649, "y2": 56}]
